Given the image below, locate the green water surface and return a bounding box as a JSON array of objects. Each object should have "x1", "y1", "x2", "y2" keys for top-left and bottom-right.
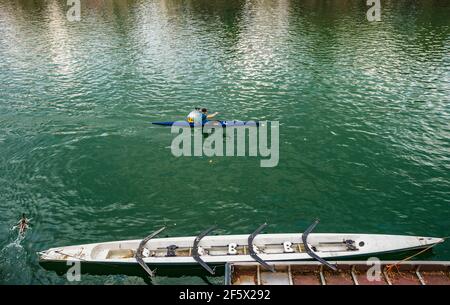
[{"x1": 0, "y1": 0, "x2": 449, "y2": 284}]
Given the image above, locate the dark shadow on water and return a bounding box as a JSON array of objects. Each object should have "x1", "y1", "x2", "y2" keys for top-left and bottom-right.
[{"x1": 40, "y1": 261, "x2": 225, "y2": 284}]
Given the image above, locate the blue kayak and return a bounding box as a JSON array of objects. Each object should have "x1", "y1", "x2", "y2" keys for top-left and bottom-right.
[{"x1": 152, "y1": 120, "x2": 259, "y2": 127}]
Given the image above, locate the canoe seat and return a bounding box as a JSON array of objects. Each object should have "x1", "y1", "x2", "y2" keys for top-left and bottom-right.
[
  {"x1": 174, "y1": 247, "x2": 191, "y2": 256},
  {"x1": 208, "y1": 245, "x2": 249, "y2": 256},
  {"x1": 209, "y1": 246, "x2": 229, "y2": 256},
  {"x1": 152, "y1": 247, "x2": 192, "y2": 257},
  {"x1": 106, "y1": 249, "x2": 135, "y2": 259},
  {"x1": 263, "y1": 244, "x2": 286, "y2": 254}
]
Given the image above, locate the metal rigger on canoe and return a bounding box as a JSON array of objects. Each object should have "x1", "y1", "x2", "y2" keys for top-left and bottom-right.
[{"x1": 37, "y1": 220, "x2": 444, "y2": 278}]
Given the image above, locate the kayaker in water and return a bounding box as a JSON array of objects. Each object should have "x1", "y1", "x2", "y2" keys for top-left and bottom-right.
[
  {"x1": 17, "y1": 213, "x2": 30, "y2": 235},
  {"x1": 186, "y1": 108, "x2": 219, "y2": 124},
  {"x1": 201, "y1": 108, "x2": 219, "y2": 123},
  {"x1": 186, "y1": 108, "x2": 202, "y2": 123}
]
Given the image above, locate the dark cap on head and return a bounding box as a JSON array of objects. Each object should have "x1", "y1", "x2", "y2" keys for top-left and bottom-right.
[{"x1": 201, "y1": 108, "x2": 208, "y2": 112}]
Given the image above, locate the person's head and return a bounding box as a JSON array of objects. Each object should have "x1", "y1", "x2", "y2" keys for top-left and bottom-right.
[
  {"x1": 195, "y1": 107, "x2": 200, "y2": 111},
  {"x1": 201, "y1": 108, "x2": 208, "y2": 113}
]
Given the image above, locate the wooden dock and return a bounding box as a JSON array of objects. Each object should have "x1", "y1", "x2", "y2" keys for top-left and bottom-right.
[{"x1": 225, "y1": 261, "x2": 450, "y2": 285}]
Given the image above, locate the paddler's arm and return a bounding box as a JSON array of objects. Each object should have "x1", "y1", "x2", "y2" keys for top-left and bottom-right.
[{"x1": 207, "y1": 112, "x2": 219, "y2": 119}]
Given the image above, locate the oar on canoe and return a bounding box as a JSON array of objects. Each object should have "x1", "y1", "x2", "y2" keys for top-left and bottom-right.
[
  {"x1": 192, "y1": 226, "x2": 217, "y2": 275},
  {"x1": 249, "y1": 223, "x2": 275, "y2": 272},
  {"x1": 135, "y1": 227, "x2": 166, "y2": 278},
  {"x1": 302, "y1": 220, "x2": 337, "y2": 271}
]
